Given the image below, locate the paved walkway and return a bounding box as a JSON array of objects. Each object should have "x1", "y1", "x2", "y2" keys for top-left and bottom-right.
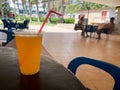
[{"x1": 29, "y1": 24, "x2": 81, "y2": 33}]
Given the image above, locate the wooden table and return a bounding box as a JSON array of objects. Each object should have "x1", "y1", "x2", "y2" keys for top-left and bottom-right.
[{"x1": 0, "y1": 47, "x2": 87, "y2": 90}]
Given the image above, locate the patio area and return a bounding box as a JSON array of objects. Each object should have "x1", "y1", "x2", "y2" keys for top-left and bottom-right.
[
  {"x1": 0, "y1": 23, "x2": 119, "y2": 89},
  {"x1": 31, "y1": 24, "x2": 120, "y2": 90}
]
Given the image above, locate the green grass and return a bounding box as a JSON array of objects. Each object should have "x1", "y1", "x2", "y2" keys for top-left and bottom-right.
[{"x1": 29, "y1": 21, "x2": 57, "y2": 26}]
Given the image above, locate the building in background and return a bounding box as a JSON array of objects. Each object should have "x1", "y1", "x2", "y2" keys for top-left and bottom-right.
[{"x1": 74, "y1": 7, "x2": 115, "y2": 24}]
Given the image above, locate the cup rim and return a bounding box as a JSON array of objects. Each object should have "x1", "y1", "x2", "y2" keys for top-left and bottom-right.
[{"x1": 13, "y1": 30, "x2": 43, "y2": 36}]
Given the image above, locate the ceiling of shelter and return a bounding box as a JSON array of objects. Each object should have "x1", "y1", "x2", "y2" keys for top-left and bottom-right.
[
  {"x1": 84, "y1": 0, "x2": 120, "y2": 7},
  {"x1": 0, "y1": 0, "x2": 120, "y2": 7}
]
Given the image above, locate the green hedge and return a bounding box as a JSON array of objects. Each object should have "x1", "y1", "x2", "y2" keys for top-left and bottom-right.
[
  {"x1": 25, "y1": 17, "x2": 30, "y2": 20},
  {"x1": 15, "y1": 15, "x2": 75, "y2": 24},
  {"x1": 40, "y1": 17, "x2": 45, "y2": 22},
  {"x1": 32, "y1": 17, "x2": 38, "y2": 21},
  {"x1": 49, "y1": 18, "x2": 60, "y2": 24},
  {"x1": 64, "y1": 18, "x2": 75, "y2": 24},
  {"x1": 16, "y1": 15, "x2": 30, "y2": 21},
  {"x1": 20, "y1": 15, "x2": 25, "y2": 20}
]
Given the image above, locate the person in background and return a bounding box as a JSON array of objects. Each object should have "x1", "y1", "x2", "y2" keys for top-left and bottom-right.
[
  {"x1": 97, "y1": 17, "x2": 115, "y2": 39},
  {"x1": 78, "y1": 16, "x2": 85, "y2": 37}
]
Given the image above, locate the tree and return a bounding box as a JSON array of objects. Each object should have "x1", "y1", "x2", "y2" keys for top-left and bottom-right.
[
  {"x1": 66, "y1": 0, "x2": 82, "y2": 14},
  {"x1": 16, "y1": 0, "x2": 20, "y2": 20},
  {"x1": 12, "y1": 0, "x2": 16, "y2": 17},
  {"x1": 35, "y1": 0, "x2": 40, "y2": 22},
  {"x1": 42, "y1": 0, "x2": 61, "y2": 12},
  {"x1": 28, "y1": 0, "x2": 33, "y2": 22},
  {"x1": 66, "y1": 1, "x2": 108, "y2": 14},
  {"x1": 42, "y1": 3, "x2": 46, "y2": 13},
  {"x1": 1, "y1": 0, "x2": 11, "y2": 18},
  {"x1": 21, "y1": 0, "x2": 26, "y2": 20}
]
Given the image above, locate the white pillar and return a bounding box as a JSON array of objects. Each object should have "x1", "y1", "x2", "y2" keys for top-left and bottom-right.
[{"x1": 114, "y1": 7, "x2": 120, "y2": 34}]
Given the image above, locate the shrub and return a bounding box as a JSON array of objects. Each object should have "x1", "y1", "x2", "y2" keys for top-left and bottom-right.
[
  {"x1": 64, "y1": 18, "x2": 75, "y2": 24},
  {"x1": 49, "y1": 18, "x2": 60, "y2": 24},
  {"x1": 32, "y1": 17, "x2": 38, "y2": 22},
  {"x1": 20, "y1": 15, "x2": 25, "y2": 20},
  {"x1": 25, "y1": 17, "x2": 30, "y2": 21},
  {"x1": 15, "y1": 15, "x2": 30, "y2": 21},
  {"x1": 40, "y1": 17, "x2": 45, "y2": 22}
]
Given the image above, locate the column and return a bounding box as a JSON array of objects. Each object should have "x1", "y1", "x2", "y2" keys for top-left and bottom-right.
[{"x1": 114, "y1": 7, "x2": 120, "y2": 34}]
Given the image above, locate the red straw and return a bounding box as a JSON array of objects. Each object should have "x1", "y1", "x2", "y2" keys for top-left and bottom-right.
[{"x1": 38, "y1": 10, "x2": 63, "y2": 33}]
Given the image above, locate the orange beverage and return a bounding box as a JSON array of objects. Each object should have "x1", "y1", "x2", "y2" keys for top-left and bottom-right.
[{"x1": 15, "y1": 33, "x2": 42, "y2": 75}]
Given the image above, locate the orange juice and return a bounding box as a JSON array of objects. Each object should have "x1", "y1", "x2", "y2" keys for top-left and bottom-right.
[{"x1": 15, "y1": 34, "x2": 42, "y2": 75}]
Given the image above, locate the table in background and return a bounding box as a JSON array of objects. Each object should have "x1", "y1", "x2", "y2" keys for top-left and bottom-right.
[{"x1": 0, "y1": 47, "x2": 87, "y2": 90}]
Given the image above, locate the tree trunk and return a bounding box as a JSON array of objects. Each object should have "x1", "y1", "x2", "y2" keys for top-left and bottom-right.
[
  {"x1": 21, "y1": 0, "x2": 26, "y2": 20},
  {"x1": 36, "y1": 0, "x2": 40, "y2": 22},
  {"x1": 24, "y1": 0, "x2": 28, "y2": 15},
  {"x1": 12, "y1": 0, "x2": 16, "y2": 19},
  {"x1": 17, "y1": 0, "x2": 20, "y2": 20},
  {"x1": 28, "y1": 0, "x2": 32, "y2": 22}
]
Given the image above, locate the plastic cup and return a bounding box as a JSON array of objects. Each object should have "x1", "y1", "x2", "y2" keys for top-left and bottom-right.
[{"x1": 15, "y1": 31, "x2": 42, "y2": 75}]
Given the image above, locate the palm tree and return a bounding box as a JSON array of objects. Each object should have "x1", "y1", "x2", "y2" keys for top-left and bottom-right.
[
  {"x1": 35, "y1": 0, "x2": 40, "y2": 22},
  {"x1": 21, "y1": 0, "x2": 26, "y2": 20},
  {"x1": 42, "y1": 3, "x2": 46, "y2": 13},
  {"x1": 32, "y1": 0, "x2": 40, "y2": 22},
  {"x1": 28, "y1": 0, "x2": 33, "y2": 22},
  {"x1": 42, "y1": 0, "x2": 53, "y2": 11},
  {"x1": 24, "y1": 0, "x2": 29, "y2": 15},
  {"x1": 1, "y1": 0, "x2": 11, "y2": 18},
  {"x1": 12, "y1": 0, "x2": 16, "y2": 18},
  {"x1": 16, "y1": 0, "x2": 20, "y2": 20}
]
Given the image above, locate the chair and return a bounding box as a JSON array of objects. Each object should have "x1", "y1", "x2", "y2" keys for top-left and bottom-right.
[
  {"x1": 85, "y1": 25, "x2": 98, "y2": 37},
  {"x1": 97, "y1": 23, "x2": 112, "y2": 40},
  {"x1": 16, "y1": 20, "x2": 30, "y2": 29},
  {"x1": 2, "y1": 19, "x2": 17, "y2": 30},
  {"x1": 2, "y1": 19, "x2": 9, "y2": 29},
  {"x1": 100, "y1": 28, "x2": 110, "y2": 40},
  {"x1": 0, "y1": 30, "x2": 15, "y2": 46},
  {"x1": 68, "y1": 57, "x2": 120, "y2": 90}
]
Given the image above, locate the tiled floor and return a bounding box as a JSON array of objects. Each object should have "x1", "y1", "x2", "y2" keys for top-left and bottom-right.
[
  {"x1": 0, "y1": 24, "x2": 118, "y2": 89},
  {"x1": 41, "y1": 25, "x2": 120, "y2": 90}
]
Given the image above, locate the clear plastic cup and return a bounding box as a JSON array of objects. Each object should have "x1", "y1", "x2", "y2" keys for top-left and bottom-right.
[{"x1": 15, "y1": 30, "x2": 42, "y2": 75}]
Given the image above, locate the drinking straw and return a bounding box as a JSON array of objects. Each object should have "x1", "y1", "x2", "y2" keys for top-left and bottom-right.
[{"x1": 38, "y1": 10, "x2": 63, "y2": 33}]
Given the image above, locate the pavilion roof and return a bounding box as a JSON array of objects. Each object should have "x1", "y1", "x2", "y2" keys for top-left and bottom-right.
[{"x1": 84, "y1": 0, "x2": 120, "y2": 7}]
